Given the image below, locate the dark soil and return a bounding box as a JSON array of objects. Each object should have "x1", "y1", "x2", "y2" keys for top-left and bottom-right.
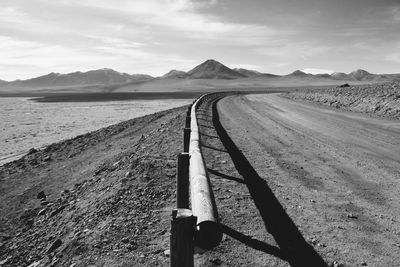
[{"x1": 0, "y1": 105, "x2": 188, "y2": 266}]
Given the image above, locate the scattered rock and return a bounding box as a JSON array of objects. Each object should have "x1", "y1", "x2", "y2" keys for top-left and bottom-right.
[
  {"x1": 347, "y1": 213, "x2": 358, "y2": 219},
  {"x1": 163, "y1": 249, "x2": 170, "y2": 257},
  {"x1": 210, "y1": 258, "x2": 222, "y2": 265},
  {"x1": 0, "y1": 233, "x2": 11, "y2": 241},
  {"x1": 361, "y1": 262, "x2": 368, "y2": 266},
  {"x1": 27, "y1": 260, "x2": 42, "y2": 267},
  {"x1": 47, "y1": 239, "x2": 62, "y2": 254},
  {"x1": 310, "y1": 237, "x2": 318, "y2": 245},
  {"x1": 38, "y1": 208, "x2": 48, "y2": 216},
  {"x1": 121, "y1": 237, "x2": 130, "y2": 243},
  {"x1": 43, "y1": 156, "x2": 51, "y2": 162},
  {"x1": 0, "y1": 256, "x2": 12, "y2": 265},
  {"x1": 40, "y1": 200, "x2": 49, "y2": 206},
  {"x1": 49, "y1": 206, "x2": 65, "y2": 217},
  {"x1": 158, "y1": 229, "x2": 167, "y2": 236},
  {"x1": 151, "y1": 248, "x2": 164, "y2": 254},
  {"x1": 127, "y1": 244, "x2": 137, "y2": 251},
  {"x1": 330, "y1": 261, "x2": 344, "y2": 267},
  {"x1": 37, "y1": 191, "x2": 46, "y2": 200},
  {"x1": 26, "y1": 218, "x2": 34, "y2": 228},
  {"x1": 61, "y1": 189, "x2": 70, "y2": 196},
  {"x1": 113, "y1": 161, "x2": 121, "y2": 167},
  {"x1": 27, "y1": 148, "x2": 38, "y2": 155}
]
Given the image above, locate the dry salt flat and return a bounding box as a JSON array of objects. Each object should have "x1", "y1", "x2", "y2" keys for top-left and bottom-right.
[{"x1": 0, "y1": 97, "x2": 190, "y2": 165}]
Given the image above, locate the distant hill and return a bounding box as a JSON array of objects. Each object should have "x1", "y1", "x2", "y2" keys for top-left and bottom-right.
[
  {"x1": 315, "y1": 73, "x2": 332, "y2": 78},
  {"x1": 331, "y1": 72, "x2": 349, "y2": 80},
  {"x1": 2, "y1": 69, "x2": 153, "y2": 87},
  {"x1": 286, "y1": 70, "x2": 311, "y2": 77},
  {"x1": 130, "y1": 74, "x2": 154, "y2": 81},
  {"x1": 162, "y1": 70, "x2": 188, "y2": 78},
  {"x1": 348, "y1": 69, "x2": 372, "y2": 81},
  {"x1": 186, "y1": 59, "x2": 246, "y2": 79},
  {"x1": 1, "y1": 59, "x2": 400, "y2": 94},
  {"x1": 234, "y1": 68, "x2": 262, "y2": 77},
  {"x1": 345, "y1": 69, "x2": 400, "y2": 82}
]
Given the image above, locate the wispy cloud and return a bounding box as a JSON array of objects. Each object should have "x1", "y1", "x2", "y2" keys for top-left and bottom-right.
[
  {"x1": 256, "y1": 42, "x2": 331, "y2": 60},
  {"x1": 0, "y1": 0, "x2": 292, "y2": 79},
  {"x1": 387, "y1": 5, "x2": 400, "y2": 22},
  {"x1": 0, "y1": 0, "x2": 399, "y2": 80}
]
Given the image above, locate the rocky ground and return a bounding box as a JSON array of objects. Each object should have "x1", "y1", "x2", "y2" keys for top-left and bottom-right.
[
  {"x1": 2, "y1": 87, "x2": 399, "y2": 267},
  {"x1": 0, "y1": 105, "x2": 188, "y2": 266},
  {"x1": 283, "y1": 81, "x2": 400, "y2": 119}
]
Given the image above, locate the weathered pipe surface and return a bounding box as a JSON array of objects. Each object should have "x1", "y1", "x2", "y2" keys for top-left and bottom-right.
[{"x1": 188, "y1": 94, "x2": 222, "y2": 249}]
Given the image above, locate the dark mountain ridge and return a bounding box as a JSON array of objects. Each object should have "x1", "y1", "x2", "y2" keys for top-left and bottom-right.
[
  {"x1": 186, "y1": 59, "x2": 246, "y2": 79},
  {"x1": 2, "y1": 60, "x2": 400, "y2": 88},
  {"x1": 2, "y1": 69, "x2": 153, "y2": 87},
  {"x1": 162, "y1": 69, "x2": 188, "y2": 79}
]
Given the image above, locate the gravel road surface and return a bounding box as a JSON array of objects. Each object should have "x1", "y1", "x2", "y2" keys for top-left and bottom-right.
[{"x1": 197, "y1": 93, "x2": 400, "y2": 266}]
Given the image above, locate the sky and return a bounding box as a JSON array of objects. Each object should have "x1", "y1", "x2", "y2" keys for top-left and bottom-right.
[{"x1": 0, "y1": 0, "x2": 399, "y2": 80}]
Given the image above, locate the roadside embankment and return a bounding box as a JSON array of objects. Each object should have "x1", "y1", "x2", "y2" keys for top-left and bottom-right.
[
  {"x1": 284, "y1": 81, "x2": 400, "y2": 119},
  {"x1": 0, "y1": 105, "x2": 188, "y2": 267}
]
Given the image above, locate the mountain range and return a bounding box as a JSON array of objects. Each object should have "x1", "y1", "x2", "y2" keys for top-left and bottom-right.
[
  {"x1": 1, "y1": 68, "x2": 153, "y2": 88},
  {"x1": 1, "y1": 59, "x2": 399, "y2": 89},
  {"x1": 160, "y1": 60, "x2": 400, "y2": 82}
]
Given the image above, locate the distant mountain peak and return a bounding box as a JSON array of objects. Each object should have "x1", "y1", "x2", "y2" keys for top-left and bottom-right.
[
  {"x1": 349, "y1": 69, "x2": 370, "y2": 75},
  {"x1": 187, "y1": 59, "x2": 246, "y2": 79},
  {"x1": 204, "y1": 59, "x2": 219, "y2": 64},
  {"x1": 289, "y1": 70, "x2": 307, "y2": 76},
  {"x1": 349, "y1": 69, "x2": 371, "y2": 80},
  {"x1": 331, "y1": 72, "x2": 349, "y2": 80},
  {"x1": 234, "y1": 68, "x2": 262, "y2": 77},
  {"x1": 162, "y1": 69, "x2": 188, "y2": 78},
  {"x1": 197, "y1": 59, "x2": 225, "y2": 69},
  {"x1": 2, "y1": 68, "x2": 153, "y2": 87}
]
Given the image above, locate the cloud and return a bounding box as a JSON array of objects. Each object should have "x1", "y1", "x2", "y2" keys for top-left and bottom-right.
[
  {"x1": 0, "y1": 6, "x2": 26, "y2": 23},
  {"x1": 0, "y1": 34, "x2": 197, "y2": 80},
  {"x1": 385, "y1": 52, "x2": 400, "y2": 63},
  {"x1": 392, "y1": 6, "x2": 400, "y2": 21},
  {"x1": 0, "y1": 0, "x2": 296, "y2": 80},
  {"x1": 1, "y1": 0, "x2": 399, "y2": 79},
  {"x1": 256, "y1": 42, "x2": 331, "y2": 60},
  {"x1": 46, "y1": 0, "x2": 286, "y2": 44}
]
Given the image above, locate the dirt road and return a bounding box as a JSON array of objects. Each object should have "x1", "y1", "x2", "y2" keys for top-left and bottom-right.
[
  {"x1": 196, "y1": 93, "x2": 400, "y2": 266},
  {"x1": 2, "y1": 92, "x2": 399, "y2": 266}
]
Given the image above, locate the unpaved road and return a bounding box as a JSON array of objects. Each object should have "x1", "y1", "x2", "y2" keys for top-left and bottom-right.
[
  {"x1": 2, "y1": 92, "x2": 400, "y2": 267},
  {"x1": 196, "y1": 93, "x2": 400, "y2": 266}
]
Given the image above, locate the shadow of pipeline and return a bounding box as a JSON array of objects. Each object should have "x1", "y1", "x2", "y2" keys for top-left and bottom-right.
[{"x1": 211, "y1": 96, "x2": 327, "y2": 267}]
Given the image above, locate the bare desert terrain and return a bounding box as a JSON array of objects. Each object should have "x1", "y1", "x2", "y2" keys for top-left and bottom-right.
[
  {"x1": 1, "y1": 82, "x2": 399, "y2": 266},
  {"x1": 285, "y1": 82, "x2": 400, "y2": 119}
]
